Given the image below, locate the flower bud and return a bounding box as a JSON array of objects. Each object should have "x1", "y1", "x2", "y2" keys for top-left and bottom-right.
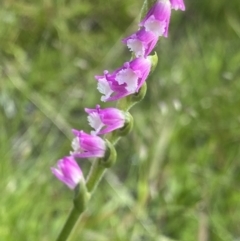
[{"x1": 51, "y1": 156, "x2": 84, "y2": 190}]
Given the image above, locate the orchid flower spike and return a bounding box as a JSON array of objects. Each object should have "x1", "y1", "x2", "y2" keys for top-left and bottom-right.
[
  {"x1": 85, "y1": 105, "x2": 126, "y2": 135},
  {"x1": 139, "y1": 0, "x2": 171, "y2": 37},
  {"x1": 51, "y1": 156, "x2": 83, "y2": 189},
  {"x1": 71, "y1": 130, "x2": 106, "y2": 158}
]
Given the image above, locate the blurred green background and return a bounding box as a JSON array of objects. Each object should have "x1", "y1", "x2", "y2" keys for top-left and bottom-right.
[{"x1": 1, "y1": 0, "x2": 240, "y2": 240}]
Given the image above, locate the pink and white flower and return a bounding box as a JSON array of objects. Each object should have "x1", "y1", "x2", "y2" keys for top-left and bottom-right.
[
  {"x1": 51, "y1": 156, "x2": 83, "y2": 189},
  {"x1": 71, "y1": 130, "x2": 106, "y2": 158},
  {"x1": 139, "y1": 0, "x2": 171, "y2": 37},
  {"x1": 122, "y1": 27, "x2": 159, "y2": 57},
  {"x1": 85, "y1": 105, "x2": 125, "y2": 135},
  {"x1": 96, "y1": 71, "x2": 126, "y2": 102},
  {"x1": 170, "y1": 0, "x2": 185, "y2": 11},
  {"x1": 96, "y1": 57, "x2": 151, "y2": 102}
]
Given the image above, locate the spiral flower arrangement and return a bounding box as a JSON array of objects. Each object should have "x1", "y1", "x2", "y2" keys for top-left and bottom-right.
[{"x1": 51, "y1": 1, "x2": 185, "y2": 240}]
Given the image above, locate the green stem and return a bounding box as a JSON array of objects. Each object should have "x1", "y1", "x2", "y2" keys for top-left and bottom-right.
[
  {"x1": 86, "y1": 159, "x2": 106, "y2": 193},
  {"x1": 140, "y1": 0, "x2": 148, "y2": 21},
  {"x1": 56, "y1": 180, "x2": 89, "y2": 241},
  {"x1": 56, "y1": 206, "x2": 82, "y2": 241}
]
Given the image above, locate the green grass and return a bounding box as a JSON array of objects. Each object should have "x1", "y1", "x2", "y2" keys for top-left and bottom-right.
[{"x1": 1, "y1": 0, "x2": 240, "y2": 240}]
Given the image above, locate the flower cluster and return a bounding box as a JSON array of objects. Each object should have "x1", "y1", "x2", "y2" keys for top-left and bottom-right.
[{"x1": 51, "y1": 0, "x2": 185, "y2": 189}]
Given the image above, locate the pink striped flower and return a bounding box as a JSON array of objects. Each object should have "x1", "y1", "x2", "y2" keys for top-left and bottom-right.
[
  {"x1": 170, "y1": 0, "x2": 185, "y2": 11},
  {"x1": 71, "y1": 130, "x2": 106, "y2": 158},
  {"x1": 122, "y1": 27, "x2": 159, "y2": 57},
  {"x1": 85, "y1": 105, "x2": 125, "y2": 135},
  {"x1": 96, "y1": 57, "x2": 151, "y2": 102},
  {"x1": 51, "y1": 156, "x2": 83, "y2": 189},
  {"x1": 139, "y1": 0, "x2": 171, "y2": 37}
]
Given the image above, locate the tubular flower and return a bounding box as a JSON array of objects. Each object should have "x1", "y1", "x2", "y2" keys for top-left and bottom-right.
[
  {"x1": 170, "y1": 0, "x2": 185, "y2": 11},
  {"x1": 51, "y1": 156, "x2": 83, "y2": 189},
  {"x1": 139, "y1": 0, "x2": 171, "y2": 37},
  {"x1": 71, "y1": 130, "x2": 106, "y2": 158},
  {"x1": 96, "y1": 74, "x2": 135, "y2": 102},
  {"x1": 96, "y1": 71, "x2": 127, "y2": 102},
  {"x1": 95, "y1": 57, "x2": 151, "y2": 101},
  {"x1": 122, "y1": 27, "x2": 159, "y2": 57},
  {"x1": 85, "y1": 105, "x2": 125, "y2": 135}
]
